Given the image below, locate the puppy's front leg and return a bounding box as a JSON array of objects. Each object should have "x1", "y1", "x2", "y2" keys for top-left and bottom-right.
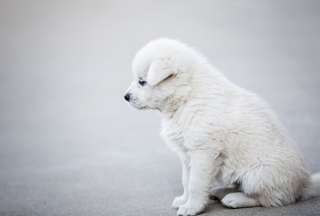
[
  {"x1": 177, "y1": 150, "x2": 220, "y2": 216},
  {"x1": 172, "y1": 152, "x2": 190, "y2": 208}
]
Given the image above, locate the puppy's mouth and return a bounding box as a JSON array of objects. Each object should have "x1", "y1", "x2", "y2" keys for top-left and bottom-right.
[
  {"x1": 132, "y1": 104, "x2": 147, "y2": 110},
  {"x1": 128, "y1": 100, "x2": 148, "y2": 110}
]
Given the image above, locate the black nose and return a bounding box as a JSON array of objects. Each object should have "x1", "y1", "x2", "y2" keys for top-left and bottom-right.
[{"x1": 124, "y1": 93, "x2": 131, "y2": 101}]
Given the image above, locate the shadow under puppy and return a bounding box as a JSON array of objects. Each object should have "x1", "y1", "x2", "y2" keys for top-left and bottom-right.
[{"x1": 124, "y1": 38, "x2": 320, "y2": 216}]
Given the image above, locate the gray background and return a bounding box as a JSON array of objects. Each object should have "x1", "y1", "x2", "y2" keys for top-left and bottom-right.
[{"x1": 0, "y1": 0, "x2": 319, "y2": 215}]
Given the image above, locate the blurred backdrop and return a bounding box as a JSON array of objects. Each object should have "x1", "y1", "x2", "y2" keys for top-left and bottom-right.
[{"x1": 0, "y1": 0, "x2": 319, "y2": 215}]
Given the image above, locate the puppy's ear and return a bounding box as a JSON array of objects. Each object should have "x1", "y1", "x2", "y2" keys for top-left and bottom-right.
[{"x1": 146, "y1": 59, "x2": 176, "y2": 86}]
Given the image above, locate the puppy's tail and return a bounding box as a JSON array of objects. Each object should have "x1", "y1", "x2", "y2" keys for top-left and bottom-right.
[{"x1": 301, "y1": 172, "x2": 320, "y2": 200}]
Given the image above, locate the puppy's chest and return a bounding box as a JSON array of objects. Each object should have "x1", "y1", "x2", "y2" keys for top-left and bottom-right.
[{"x1": 160, "y1": 120, "x2": 185, "y2": 150}]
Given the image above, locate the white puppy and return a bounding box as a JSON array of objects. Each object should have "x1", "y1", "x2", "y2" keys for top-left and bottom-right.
[{"x1": 124, "y1": 38, "x2": 320, "y2": 216}]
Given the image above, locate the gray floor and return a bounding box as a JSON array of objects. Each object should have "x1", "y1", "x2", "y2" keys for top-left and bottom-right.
[{"x1": 0, "y1": 0, "x2": 320, "y2": 215}]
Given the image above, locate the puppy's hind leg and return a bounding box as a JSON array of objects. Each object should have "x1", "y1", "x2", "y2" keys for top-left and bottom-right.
[
  {"x1": 221, "y1": 192, "x2": 260, "y2": 209},
  {"x1": 210, "y1": 186, "x2": 239, "y2": 200}
]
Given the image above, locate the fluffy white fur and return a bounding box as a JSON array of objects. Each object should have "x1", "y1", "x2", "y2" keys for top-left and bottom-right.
[{"x1": 124, "y1": 38, "x2": 320, "y2": 216}]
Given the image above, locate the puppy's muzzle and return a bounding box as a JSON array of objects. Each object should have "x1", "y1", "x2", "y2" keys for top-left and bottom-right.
[{"x1": 124, "y1": 93, "x2": 131, "y2": 102}]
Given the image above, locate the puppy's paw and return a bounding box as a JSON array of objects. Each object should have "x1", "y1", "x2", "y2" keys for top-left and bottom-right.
[
  {"x1": 177, "y1": 201, "x2": 205, "y2": 216},
  {"x1": 221, "y1": 194, "x2": 240, "y2": 208},
  {"x1": 221, "y1": 192, "x2": 259, "y2": 209},
  {"x1": 172, "y1": 195, "x2": 188, "y2": 209},
  {"x1": 210, "y1": 187, "x2": 238, "y2": 200}
]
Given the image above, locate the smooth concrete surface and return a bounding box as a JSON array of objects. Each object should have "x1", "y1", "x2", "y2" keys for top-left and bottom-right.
[{"x1": 0, "y1": 1, "x2": 319, "y2": 215}]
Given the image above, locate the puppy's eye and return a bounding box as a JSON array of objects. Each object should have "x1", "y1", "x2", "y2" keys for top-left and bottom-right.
[
  {"x1": 162, "y1": 74, "x2": 175, "y2": 82},
  {"x1": 138, "y1": 79, "x2": 147, "y2": 86}
]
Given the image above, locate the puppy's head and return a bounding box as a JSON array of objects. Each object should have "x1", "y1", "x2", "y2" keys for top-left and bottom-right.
[{"x1": 124, "y1": 38, "x2": 198, "y2": 111}]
